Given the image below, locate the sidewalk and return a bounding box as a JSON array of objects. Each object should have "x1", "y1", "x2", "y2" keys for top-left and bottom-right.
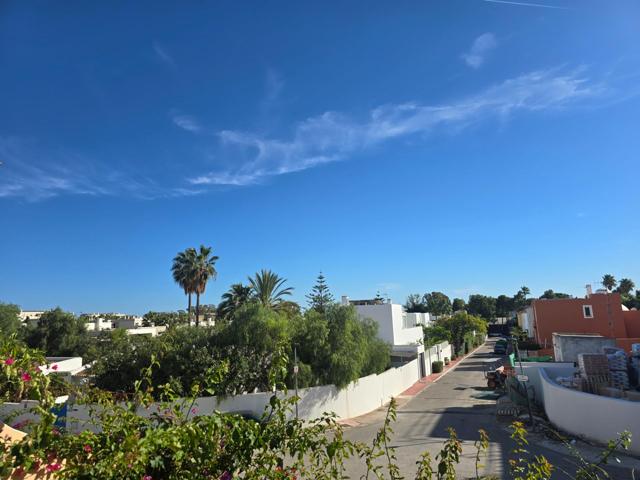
[{"x1": 400, "y1": 344, "x2": 484, "y2": 397}]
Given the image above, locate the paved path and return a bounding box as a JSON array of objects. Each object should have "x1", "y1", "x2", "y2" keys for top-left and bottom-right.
[{"x1": 342, "y1": 340, "x2": 637, "y2": 479}]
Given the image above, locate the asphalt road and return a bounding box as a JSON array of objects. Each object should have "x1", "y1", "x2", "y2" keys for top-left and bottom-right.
[{"x1": 341, "y1": 340, "x2": 637, "y2": 479}]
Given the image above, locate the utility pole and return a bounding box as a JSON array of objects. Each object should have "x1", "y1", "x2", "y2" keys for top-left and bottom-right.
[
  {"x1": 294, "y1": 345, "x2": 299, "y2": 420},
  {"x1": 513, "y1": 337, "x2": 534, "y2": 426}
]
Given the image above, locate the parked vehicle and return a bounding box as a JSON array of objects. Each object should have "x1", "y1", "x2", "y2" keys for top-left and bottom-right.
[{"x1": 493, "y1": 339, "x2": 508, "y2": 355}]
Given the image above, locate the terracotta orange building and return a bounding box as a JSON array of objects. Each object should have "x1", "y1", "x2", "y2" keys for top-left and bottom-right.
[{"x1": 518, "y1": 290, "x2": 640, "y2": 352}]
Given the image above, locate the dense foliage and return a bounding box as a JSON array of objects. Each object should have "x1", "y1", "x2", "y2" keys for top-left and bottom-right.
[
  {"x1": 91, "y1": 304, "x2": 390, "y2": 396},
  {"x1": 24, "y1": 308, "x2": 94, "y2": 360},
  {"x1": 0, "y1": 302, "x2": 21, "y2": 335},
  {"x1": 424, "y1": 312, "x2": 487, "y2": 356},
  {"x1": 142, "y1": 311, "x2": 189, "y2": 327},
  {"x1": 404, "y1": 292, "x2": 452, "y2": 316}
]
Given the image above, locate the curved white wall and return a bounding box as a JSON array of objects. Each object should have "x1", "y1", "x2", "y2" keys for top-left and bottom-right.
[{"x1": 540, "y1": 368, "x2": 640, "y2": 454}]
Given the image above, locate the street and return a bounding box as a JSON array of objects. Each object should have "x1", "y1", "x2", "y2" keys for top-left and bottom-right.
[{"x1": 341, "y1": 340, "x2": 637, "y2": 479}]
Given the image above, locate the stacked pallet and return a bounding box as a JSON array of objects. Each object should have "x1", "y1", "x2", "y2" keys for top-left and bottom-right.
[
  {"x1": 607, "y1": 351, "x2": 630, "y2": 390},
  {"x1": 577, "y1": 353, "x2": 611, "y2": 394}
]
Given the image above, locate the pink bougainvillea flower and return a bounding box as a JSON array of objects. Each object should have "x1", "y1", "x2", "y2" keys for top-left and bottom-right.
[
  {"x1": 4, "y1": 357, "x2": 15, "y2": 365},
  {"x1": 191, "y1": 407, "x2": 198, "y2": 414},
  {"x1": 52, "y1": 428, "x2": 61, "y2": 436},
  {"x1": 45, "y1": 463, "x2": 62, "y2": 472},
  {"x1": 21, "y1": 372, "x2": 32, "y2": 382},
  {"x1": 219, "y1": 472, "x2": 232, "y2": 480},
  {"x1": 143, "y1": 475, "x2": 153, "y2": 480},
  {"x1": 83, "y1": 444, "x2": 92, "y2": 453},
  {"x1": 51, "y1": 364, "x2": 58, "y2": 371}
]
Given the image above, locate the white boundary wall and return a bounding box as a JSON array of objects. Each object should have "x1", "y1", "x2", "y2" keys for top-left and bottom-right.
[
  {"x1": 4, "y1": 342, "x2": 452, "y2": 434},
  {"x1": 539, "y1": 368, "x2": 640, "y2": 454}
]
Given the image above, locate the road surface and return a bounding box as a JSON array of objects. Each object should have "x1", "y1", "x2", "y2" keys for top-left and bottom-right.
[{"x1": 341, "y1": 339, "x2": 637, "y2": 479}]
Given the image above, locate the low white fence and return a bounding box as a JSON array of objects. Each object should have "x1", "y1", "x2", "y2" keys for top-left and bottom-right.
[
  {"x1": 4, "y1": 343, "x2": 458, "y2": 432},
  {"x1": 539, "y1": 368, "x2": 640, "y2": 455}
]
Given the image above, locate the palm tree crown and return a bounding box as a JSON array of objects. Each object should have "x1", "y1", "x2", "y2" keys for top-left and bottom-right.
[
  {"x1": 172, "y1": 245, "x2": 219, "y2": 326},
  {"x1": 217, "y1": 283, "x2": 253, "y2": 319},
  {"x1": 602, "y1": 274, "x2": 617, "y2": 292},
  {"x1": 248, "y1": 269, "x2": 293, "y2": 309},
  {"x1": 172, "y1": 247, "x2": 198, "y2": 320}
]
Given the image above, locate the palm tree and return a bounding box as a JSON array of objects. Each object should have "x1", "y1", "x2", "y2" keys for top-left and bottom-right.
[
  {"x1": 520, "y1": 286, "x2": 530, "y2": 297},
  {"x1": 192, "y1": 245, "x2": 219, "y2": 326},
  {"x1": 172, "y1": 247, "x2": 197, "y2": 322},
  {"x1": 602, "y1": 274, "x2": 617, "y2": 292},
  {"x1": 618, "y1": 278, "x2": 635, "y2": 296},
  {"x1": 248, "y1": 269, "x2": 293, "y2": 309},
  {"x1": 217, "y1": 283, "x2": 253, "y2": 320}
]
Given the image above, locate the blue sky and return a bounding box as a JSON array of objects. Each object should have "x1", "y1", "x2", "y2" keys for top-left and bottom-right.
[{"x1": 1, "y1": 1, "x2": 639, "y2": 314}]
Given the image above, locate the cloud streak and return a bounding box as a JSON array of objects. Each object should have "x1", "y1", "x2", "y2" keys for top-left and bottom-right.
[
  {"x1": 190, "y1": 68, "x2": 603, "y2": 186},
  {"x1": 0, "y1": 137, "x2": 201, "y2": 201},
  {"x1": 482, "y1": 0, "x2": 569, "y2": 10},
  {"x1": 172, "y1": 114, "x2": 202, "y2": 133},
  {"x1": 461, "y1": 33, "x2": 498, "y2": 69},
  {"x1": 153, "y1": 42, "x2": 175, "y2": 67}
]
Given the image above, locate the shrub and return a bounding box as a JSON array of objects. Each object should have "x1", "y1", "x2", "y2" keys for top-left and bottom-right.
[
  {"x1": 444, "y1": 357, "x2": 450, "y2": 365},
  {"x1": 432, "y1": 360, "x2": 444, "y2": 373}
]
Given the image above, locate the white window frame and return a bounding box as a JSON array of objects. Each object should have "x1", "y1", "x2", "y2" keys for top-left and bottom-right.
[{"x1": 583, "y1": 305, "x2": 594, "y2": 318}]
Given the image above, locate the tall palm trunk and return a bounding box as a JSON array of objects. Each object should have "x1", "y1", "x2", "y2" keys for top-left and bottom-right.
[
  {"x1": 187, "y1": 293, "x2": 192, "y2": 324},
  {"x1": 195, "y1": 292, "x2": 200, "y2": 327}
]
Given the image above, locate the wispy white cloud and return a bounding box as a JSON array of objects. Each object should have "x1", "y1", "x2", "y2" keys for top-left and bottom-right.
[
  {"x1": 461, "y1": 33, "x2": 498, "y2": 69},
  {"x1": 0, "y1": 137, "x2": 201, "y2": 201},
  {"x1": 263, "y1": 68, "x2": 284, "y2": 109},
  {"x1": 190, "y1": 68, "x2": 604, "y2": 186},
  {"x1": 171, "y1": 114, "x2": 202, "y2": 133},
  {"x1": 482, "y1": 0, "x2": 569, "y2": 10},
  {"x1": 153, "y1": 41, "x2": 175, "y2": 67}
]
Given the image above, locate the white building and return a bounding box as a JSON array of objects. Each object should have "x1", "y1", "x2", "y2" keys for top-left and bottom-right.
[
  {"x1": 18, "y1": 311, "x2": 45, "y2": 327},
  {"x1": 82, "y1": 313, "x2": 144, "y2": 333},
  {"x1": 342, "y1": 296, "x2": 430, "y2": 378}
]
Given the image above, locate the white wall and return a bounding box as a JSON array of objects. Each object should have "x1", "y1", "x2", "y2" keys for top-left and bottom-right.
[
  {"x1": 355, "y1": 303, "x2": 423, "y2": 346},
  {"x1": 4, "y1": 342, "x2": 455, "y2": 434},
  {"x1": 41, "y1": 357, "x2": 83, "y2": 374},
  {"x1": 514, "y1": 362, "x2": 574, "y2": 406},
  {"x1": 539, "y1": 368, "x2": 640, "y2": 454}
]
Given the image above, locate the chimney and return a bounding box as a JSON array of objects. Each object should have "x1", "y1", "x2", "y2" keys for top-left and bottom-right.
[
  {"x1": 341, "y1": 295, "x2": 349, "y2": 306},
  {"x1": 586, "y1": 284, "x2": 593, "y2": 297}
]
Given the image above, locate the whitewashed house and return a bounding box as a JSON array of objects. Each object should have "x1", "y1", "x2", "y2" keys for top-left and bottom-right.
[{"x1": 342, "y1": 296, "x2": 431, "y2": 378}]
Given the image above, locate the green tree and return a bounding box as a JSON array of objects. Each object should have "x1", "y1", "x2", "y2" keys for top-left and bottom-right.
[
  {"x1": 217, "y1": 283, "x2": 253, "y2": 320},
  {"x1": 435, "y1": 312, "x2": 487, "y2": 355},
  {"x1": 423, "y1": 324, "x2": 451, "y2": 347},
  {"x1": 452, "y1": 298, "x2": 466, "y2": 312},
  {"x1": 306, "y1": 272, "x2": 334, "y2": 313},
  {"x1": 25, "y1": 308, "x2": 93, "y2": 358},
  {"x1": 539, "y1": 289, "x2": 571, "y2": 299},
  {"x1": 405, "y1": 294, "x2": 427, "y2": 313},
  {"x1": 617, "y1": 278, "x2": 635, "y2": 296},
  {"x1": 0, "y1": 302, "x2": 21, "y2": 335},
  {"x1": 602, "y1": 274, "x2": 617, "y2": 292},
  {"x1": 172, "y1": 247, "x2": 197, "y2": 321},
  {"x1": 466, "y1": 295, "x2": 496, "y2": 321},
  {"x1": 519, "y1": 286, "x2": 530, "y2": 297},
  {"x1": 248, "y1": 270, "x2": 293, "y2": 309},
  {"x1": 142, "y1": 311, "x2": 188, "y2": 328},
  {"x1": 495, "y1": 295, "x2": 514, "y2": 318},
  {"x1": 423, "y1": 292, "x2": 452, "y2": 316}
]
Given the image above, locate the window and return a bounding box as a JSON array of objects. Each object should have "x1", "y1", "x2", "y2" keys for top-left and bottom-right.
[{"x1": 583, "y1": 305, "x2": 593, "y2": 318}]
